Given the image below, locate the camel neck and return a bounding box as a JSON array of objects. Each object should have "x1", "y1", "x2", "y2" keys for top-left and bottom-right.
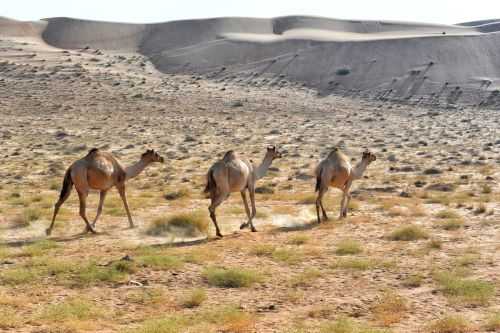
[
  {"x1": 351, "y1": 160, "x2": 369, "y2": 180},
  {"x1": 125, "y1": 159, "x2": 149, "y2": 180},
  {"x1": 255, "y1": 154, "x2": 274, "y2": 180}
]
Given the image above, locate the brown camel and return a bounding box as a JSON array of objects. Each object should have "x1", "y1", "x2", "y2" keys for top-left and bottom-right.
[
  {"x1": 315, "y1": 149, "x2": 376, "y2": 223},
  {"x1": 46, "y1": 148, "x2": 164, "y2": 235},
  {"x1": 203, "y1": 146, "x2": 282, "y2": 237}
]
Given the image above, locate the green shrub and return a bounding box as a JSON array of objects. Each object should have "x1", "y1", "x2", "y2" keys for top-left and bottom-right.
[
  {"x1": 335, "y1": 239, "x2": 363, "y2": 255},
  {"x1": 388, "y1": 225, "x2": 428, "y2": 241},
  {"x1": 180, "y1": 288, "x2": 207, "y2": 308},
  {"x1": 203, "y1": 267, "x2": 261, "y2": 288},
  {"x1": 434, "y1": 271, "x2": 495, "y2": 305}
]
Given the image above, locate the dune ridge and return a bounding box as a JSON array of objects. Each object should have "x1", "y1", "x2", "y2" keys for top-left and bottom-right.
[{"x1": 1, "y1": 15, "x2": 500, "y2": 107}]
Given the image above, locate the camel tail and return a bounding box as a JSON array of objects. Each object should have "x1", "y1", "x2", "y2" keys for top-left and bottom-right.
[
  {"x1": 203, "y1": 169, "x2": 217, "y2": 197},
  {"x1": 59, "y1": 168, "x2": 73, "y2": 201},
  {"x1": 315, "y1": 168, "x2": 322, "y2": 193}
]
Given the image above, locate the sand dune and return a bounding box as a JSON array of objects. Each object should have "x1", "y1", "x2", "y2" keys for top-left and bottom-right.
[{"x1": 1, "y1": 15, "x2": 500, "y2": 107}]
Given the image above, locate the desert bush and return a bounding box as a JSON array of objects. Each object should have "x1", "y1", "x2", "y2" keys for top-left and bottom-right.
[
  {"x1": 335, "y1": 239, "x2": 363, "y2": 255},
  {"x1": 428, "y1": 315, "x2": 471, "y2": 333},
  {"x1": 180, "y1": 288, "x2": 206, "y2": 308},
  {"x1": 146, "y1": 211, "x2": 208, "y2": 236},
  {"x1": 40, "y1": 298, "x2": 102, "y2": 322},
  {"x1": 289, "y1": 269, "x2": 322, "y2": 287},
  {"x1": 403, "y1": 274, "x2": 424, "y2": 288},
  {"x1": 287, "y1": 235, "x2": 310, "y2": 245},
  {"x1": 435, "y1": 210, "x2": 460, "y2": 219},
  {"x1": 438, "y1": 219, "x2": 464, "y2": 230},
  {"x1": 203, "y1": 267, "x2": 261, "y2": 288},
  {"x1": 388, "y1": 225, "x2": 429, "y2": 241},
  {"x1": 485, "y1": 313, "x2": 500, "y2": 331},
  {"x1": 434, "y1": 271, "x2": 495, "y2": 305},
  {"x1": 372, "y1": 291, "x2": 408, "y2": 325}
]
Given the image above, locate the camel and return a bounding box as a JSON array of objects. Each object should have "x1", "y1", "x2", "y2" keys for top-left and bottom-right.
[
  {"x1": 46, "y1": 148, "x2": 164, "y2": 236},
  {"x1": 314, "y1": 149, "x2": 376, "y2": 223},
  {"x1": 204, "y1": 146, "x2": 282, "y2": 237}
]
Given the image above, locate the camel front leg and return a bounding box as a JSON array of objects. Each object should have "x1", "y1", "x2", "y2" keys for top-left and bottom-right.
[
  {"x1": 248, "y1": 187, "x2": 257, "y2": 232},
  {"x1": 92, "y1": 190, "x2": 107, "y2": 228},
  {"x1": 77, "y1": 190, "x2": 96, "y2": 234},
  {"x1": 208, "y1": 193, "x2": 227, "y2": 237},
  {"x1": 240, "y1": 190, "x2": 252, "y2": 230},
  {"x1": 117, "y1": 185, "x2": 134, "y2": 228},
  {"x1": 342, "y1": 180, "x2": 353, "y2": 218}
]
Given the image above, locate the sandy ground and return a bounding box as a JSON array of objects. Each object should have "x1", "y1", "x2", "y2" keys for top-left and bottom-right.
[{"x1": 0, "y1": 32, "x2": 499, "y2": 333}]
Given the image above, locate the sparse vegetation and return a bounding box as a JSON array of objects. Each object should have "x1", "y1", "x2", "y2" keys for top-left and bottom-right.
[
  {"x1": 428, "y1": 315, "x2": 471, "y2": 333},
  {"x1": 319, "y1": 316, "x2": 391, "y2": 333},
  {"x1": 335, "y1": 239, "x2": 363, "y2": 255},
  {"x1": 372, "y1": 291, "x2": 408, "y2": 326},
  {"x1": 203, "y1": 267, "x2": 261, "y2": 288},
  {"x1": 438, "y1": 219, "x2": 464, "y2": 230},
  {"x1": 388, "y1": 225, "x2": 429, "y2": 241},
  {"x1": 289, "y1": 268, "x2": 323, "y2": 287},
  {"x1": 434, "y1": 271, "x2": 495, "y2": 305},
  {"x1": 180, "y1": 288, "x2": 207, "y2": 308},
  {"x1": 485, "y1": 313, "x2": 500, "y2": 331},
  {"x1": 435, "y1": 209, "x2": 460, "y2": 219},
  {"x1": 146, "y1": 211, "x2": 208, "y2": 236},
  {"x1": 403, "y1": 274, "x2": 424, "y2": 288}
]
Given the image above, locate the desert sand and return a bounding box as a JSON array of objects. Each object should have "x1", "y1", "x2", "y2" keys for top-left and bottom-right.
[{"x1": 0, "y1": 15, "x2": 499, "y2": 333}]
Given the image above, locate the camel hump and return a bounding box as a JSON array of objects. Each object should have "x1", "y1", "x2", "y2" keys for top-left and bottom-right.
[
  {"x1": 87, "y1": 148, "x2": 99, "y2": 156},
  {"x1": 222, "y1": 150, "x2": 237, "y2": 162}
]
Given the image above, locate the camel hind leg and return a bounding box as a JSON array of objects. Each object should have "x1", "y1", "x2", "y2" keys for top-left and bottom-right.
[
  {"x1": 77, "y1": 189, "x2": 96, "y2": 234},
  {"x1": 208, "y1": 192, "x2": 227, "y2": 238},
  {"x1": 47, "y1": 168, "x2": 74, "y2": 236},
  {"x1": 47, "y1": 184, "x2": 72, "y2": 236},
  {"x1": 92, "y1": 190, "x2": 107, "y2": 228},
  {"x1": 315, "y1": 186, "x2": 328, "y2": 224}
]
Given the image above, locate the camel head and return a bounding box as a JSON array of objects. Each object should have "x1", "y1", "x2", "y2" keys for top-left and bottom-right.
[
  {"x1": 361, "y1": 150, "x2": 376, "y2": 164},
  {"x1": 266, "y1": 145, "x2": 282, "y2": 160},
  {"x1": 141, "y1": 149, "x2": 165, "y2": 163}
]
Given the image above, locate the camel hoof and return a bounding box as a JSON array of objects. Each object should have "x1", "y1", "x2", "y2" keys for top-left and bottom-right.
[
  {"x1": 251, "y1": 227, "x2": 257, "y2": 232},
  {"x1": 45, "y1": 228, "x2": 52, "y2": 236},
  {"x1": 84, "y1": 226, "x2": 97, "y2": 234},
  {"x1": 240, "y1": 223, "x2": 248, "y2": 230},
  {"x1": 216, "y1": 233, "x2": 223, "y2": 238}
]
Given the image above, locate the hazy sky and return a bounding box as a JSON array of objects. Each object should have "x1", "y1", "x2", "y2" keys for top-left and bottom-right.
[{"x1": 2, "y1": 0, "x2": 499, "y2": 25}]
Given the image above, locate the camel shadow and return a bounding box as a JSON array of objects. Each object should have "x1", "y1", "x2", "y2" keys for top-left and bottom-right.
[
  {"x1": 148, "y1": 231, "x2": 244, "y2": 249},
  {"x1": 272, "y1": 221, "x2": 321, "y2": 233},
  {"x1": 1, "y1": 231, "x2": 108, "y2": 247}
]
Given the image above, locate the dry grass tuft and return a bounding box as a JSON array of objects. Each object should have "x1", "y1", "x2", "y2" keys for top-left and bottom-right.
[
  {"x1": 335, "y1": 239, "x2": 363, "y2": 255},
  {"x1": 146, "y1": 211, "x2": 208, "y2": 236},
  {"x1": 180, "y1": 288, "x2": 206, "y2": 308},
  {"x1": 372, "y1": 291, "x2": 408, "y2": 326},
  {"x1": 388, "y1": 225, "x2": 429, "y2": 241},
  {"x1": 428, "y1": 315, "x2": 471, "y2": 333},
  {"x1": 434, "y1": 271, "x2": 495, "y2": 305},
  {"x1": 203, "y1": 267, "x2": 261, "y2": 288}
]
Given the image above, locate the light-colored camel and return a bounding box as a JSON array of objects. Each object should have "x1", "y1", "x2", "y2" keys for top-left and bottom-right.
[
  {"x1": 315, "y1": 149, "x2": 376, "y2": 223},
  {"x1": 204, "y1": 146, "x2": 282, "y2": 237},
  {"x1": 46, "y1": 148, "x2": 164, "y2": 235}
]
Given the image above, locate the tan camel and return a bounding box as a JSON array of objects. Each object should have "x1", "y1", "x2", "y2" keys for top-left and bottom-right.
[
  {"x1": 315, "y1": 149, "x2": 376, "y2": 223},
  {"x1": 204, "y1": 146, "x2": 282, "y2": 237},
  {"x1": 46, "y1": 148, "x2": 164, "y2": 235}
]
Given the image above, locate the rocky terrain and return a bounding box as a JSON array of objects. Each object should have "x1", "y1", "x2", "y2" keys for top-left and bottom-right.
[{"x1": 0, "y1": 17, "x2": 499, "y2": 333}]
